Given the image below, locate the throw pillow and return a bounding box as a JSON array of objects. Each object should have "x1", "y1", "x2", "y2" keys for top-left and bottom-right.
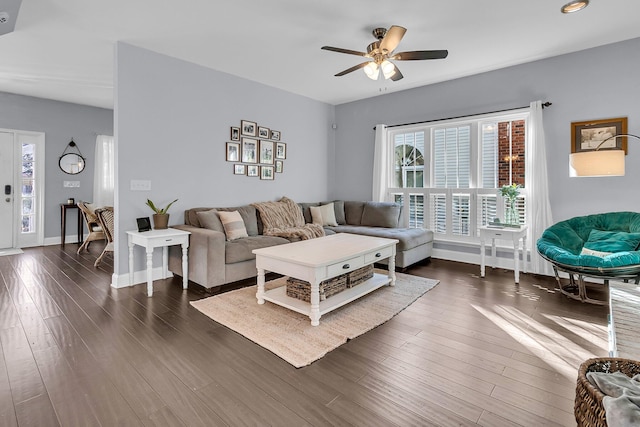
[
  {"x1": 196, "y1": 209, "x2": 224, "y2": 233},
  {"x1": 217, "y1": 210, "x2": 249, "y2": 241},
  {"x1": 583, "y1": 229, "x2": 640, "y2": 253},
  {"x1": 580, "y1": 247, "x2": 612, "y2": 258},
  {"x1": 310, "y1": 203, "x2": 338, "y2": 227},
  {"x1": 361, "y1": 202, "x2": 401, "y2": 228}
]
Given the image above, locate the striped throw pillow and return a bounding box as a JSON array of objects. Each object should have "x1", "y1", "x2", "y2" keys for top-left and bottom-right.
[{"x1": 217, "y1": 210, "x2": 248, "y2": 241}]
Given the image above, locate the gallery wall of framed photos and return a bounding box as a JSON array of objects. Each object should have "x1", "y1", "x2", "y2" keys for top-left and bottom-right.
[{"x1": 226, "y1": 119, "x2": 286, "y2": 180}]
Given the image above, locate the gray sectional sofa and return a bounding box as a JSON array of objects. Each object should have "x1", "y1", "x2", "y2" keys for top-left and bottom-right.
[{"x1": 168, "y1": 200, "x2": 433, "y2": 290}]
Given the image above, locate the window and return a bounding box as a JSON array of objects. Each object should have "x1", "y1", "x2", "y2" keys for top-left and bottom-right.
[
  {"x1": 21, "y1": 143, "x2": 36, "y2": 234},
  {"x1": 387, "y1": 110, "x2": 529, "y2": 242}
]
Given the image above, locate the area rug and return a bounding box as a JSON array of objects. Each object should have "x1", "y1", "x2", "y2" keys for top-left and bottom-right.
[{"x1": 190, "y1": 270, "x2": 439, "y2": 368}]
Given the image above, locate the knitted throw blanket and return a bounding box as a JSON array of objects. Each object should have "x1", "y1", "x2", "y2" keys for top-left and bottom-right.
[{"x1": 252, "y1": 197, "x2": 325, "y2": 241}]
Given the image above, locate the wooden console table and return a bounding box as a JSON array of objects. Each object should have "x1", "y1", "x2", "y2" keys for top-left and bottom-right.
[
  {"x1": 60, "y1": 203, "x2": 83, "y2": 246},
  {"x1": 608, "y1": 281, "x2": 640, "y2": 358}
]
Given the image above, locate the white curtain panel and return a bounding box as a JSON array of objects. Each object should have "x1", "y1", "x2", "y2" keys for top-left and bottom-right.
[
  {"x1": 93, "y1": 134, "x2": 115, "y2": 207},
  {"x1": 372, "y1": 124, "x2": 388, "y2": 202},
  {"x1": 526, "y1": 101, "x2": 554, "y2": 275}
]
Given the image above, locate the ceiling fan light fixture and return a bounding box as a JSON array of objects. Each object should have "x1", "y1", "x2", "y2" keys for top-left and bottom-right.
[
  {"x1": 363, "y1": 62, "x2": 379, "y2": 80},
  {"x1": 561, "y1": 0, "x2": 589, "y2": 13},
  {"x1": 381, "y1": 60, "x2": 396, "y2": 79}
]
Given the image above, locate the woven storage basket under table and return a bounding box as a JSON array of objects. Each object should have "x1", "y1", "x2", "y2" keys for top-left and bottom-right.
[
  {"x1": 347, "y1": 264, "x2": 374, "y2": 288},
  {"x1": 575, "y1": 357, "x2": 640, "y2": 427},
  {"x1": 286, "y1": 274, "x2": 348, "y2": 302}
]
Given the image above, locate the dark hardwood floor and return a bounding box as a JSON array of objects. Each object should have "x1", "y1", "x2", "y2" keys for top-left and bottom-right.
[{"x1": 0, "y1": 242, "x2": 609, "y2": 426}]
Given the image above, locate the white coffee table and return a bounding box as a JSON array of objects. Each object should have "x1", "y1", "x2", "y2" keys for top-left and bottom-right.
[{"x1": 253, "y1": 233, "x2": 398, "y2": 326}]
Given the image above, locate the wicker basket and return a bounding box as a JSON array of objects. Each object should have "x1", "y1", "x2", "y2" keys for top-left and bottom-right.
[
  {"x1": 575, "y1": 357, "x2": 640, "y2": 427},
  {"x1": 286, "y1": 274, "x2": 347, "y2": 302},
  {"x1": 347, "y1": 264, "x2": 374, "y2": 288}
]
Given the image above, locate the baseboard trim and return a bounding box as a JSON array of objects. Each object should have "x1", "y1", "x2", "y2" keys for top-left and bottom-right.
[{"x1": 111, "y1": 267, "x2": 174, "y2": 289}]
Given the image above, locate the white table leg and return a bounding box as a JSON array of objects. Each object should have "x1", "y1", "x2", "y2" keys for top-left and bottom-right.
[
  {"x1": 491, "y1": 238, "x2": 497, "y2": 269},
  {"x1": 388, "y1": 250, "x2": 396, "y2": 286},
  {"x1": 522, "y1": 235, "x2": 528, "y2": 274},
  {"x1": 256, "y1": 267, "x2": 265, "y2": 304},
  {"x1": 513, "y1": 236, "x2": 520, "y2": 284},
  {"x1": 480, "y1": 237, "x2": 486, "y2": 277},
  {"x1": 128, "y1": 237, "x2": 134, "y2": 286},
  {"x1": 146, "y1": 247, "x2": 154, "y2": 297},
  {"x1": 310, "y1": 280, "x2": 320, "y2": 326},
  {"x1": 182, "y1": 244, "x2": 189, "y2": 290},
  {"x1": 162, "y1": 246, "x2": 169, "y2": 279}
]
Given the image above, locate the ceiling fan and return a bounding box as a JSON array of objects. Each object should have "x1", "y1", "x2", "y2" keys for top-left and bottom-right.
[{"x1": 321, "y1": 25, "x2": 448, "y2": 82}]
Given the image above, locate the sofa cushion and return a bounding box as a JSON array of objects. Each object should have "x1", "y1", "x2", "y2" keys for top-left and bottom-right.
[
  {"x1": 326, "y1": 225, "x2": 433, "y2": 252},
  {"x1": 361, "y1": 202, "x2": 402, "y2": 228},
  {"x1": 196, "y1": 209, "x2": 224, "y2": 232},
  {"x1": 225, "y1": 235, "x2": 290, "y2": 264},
  {"x1": 218, "y1": 211, "x2": 249, "y2": 241},
  {"x1": 217, "y1": 205, "x2": 259, "y2": 236},
  {"x1": 344, "y1": 201, "x2": 365, "y2": 225},
  {"x1": 310, "y1": 203, "x2": 338, "y2": 226},
  {"x1": 299, "y1": 202, "x2": 320, "y2": 224},
  {"x1": 583, "y1": 229, "x2": 640, "y2": 253},
  {"x1": 322, "y1": 200, "x2": 346, "y2": 225}
]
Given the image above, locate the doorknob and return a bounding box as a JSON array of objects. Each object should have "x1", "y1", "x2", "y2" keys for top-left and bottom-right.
[{"x1": 5, "y1": 198, "x2": 10, "y2": 203}]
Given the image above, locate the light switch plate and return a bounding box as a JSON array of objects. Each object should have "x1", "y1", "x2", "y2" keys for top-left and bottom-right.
[
  {"x1": 63, "y1": 181, "x2": 80, "y2": 188},
  {"x1": 130, "y1": 179, "x2": 152, "y2": 191}
]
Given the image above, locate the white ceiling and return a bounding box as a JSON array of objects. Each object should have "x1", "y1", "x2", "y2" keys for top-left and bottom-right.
[{"x1": 1, "y1": 0, "x2": 639, "y2": 109}]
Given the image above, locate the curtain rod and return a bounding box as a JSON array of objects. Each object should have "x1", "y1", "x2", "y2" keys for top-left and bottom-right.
[{"x1": 373, "y1": 102, "x2": 552, "y2": 130}]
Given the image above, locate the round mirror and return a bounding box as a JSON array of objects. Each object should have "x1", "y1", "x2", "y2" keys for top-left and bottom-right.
[{"x1": 59, "y1": 153, "x2": 86, "y2": 175}]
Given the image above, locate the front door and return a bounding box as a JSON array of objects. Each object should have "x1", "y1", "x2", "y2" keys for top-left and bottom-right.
[{"x1": 0, "y1": 131, "x2": 14, "y2": 249}]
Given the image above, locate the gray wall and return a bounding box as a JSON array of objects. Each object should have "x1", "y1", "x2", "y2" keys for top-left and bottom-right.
[
  {"x1": 333, "y1": 37, "x2": 640, "y2": 223},
  {"x1": 115, "y1": 43, "x2": 335, "y2": 275},
  {"x1": 0, "y1": 92, "x2": 113, "y2": 240}
]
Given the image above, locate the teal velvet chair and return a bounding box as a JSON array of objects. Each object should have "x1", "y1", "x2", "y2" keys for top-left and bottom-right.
[{"x1": 537, "y1": 212, "x2": 640, "y2": 304}]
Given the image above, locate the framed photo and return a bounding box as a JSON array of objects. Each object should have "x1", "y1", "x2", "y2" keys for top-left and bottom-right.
[
  {"x1": 258, "y1": 126, "x2": 270, "y2": 139},
  {"x1": 260, "y1": 165, "x2": 274, "y2": 180},
  {"x1": 275, "y1": 160, "x2": 283, "y2": 173},
  {"x1": 226, "y1": 142, "x2": 240, "y2": 161},
  {"x1": 241, "y1": 120, "x2": 257, "y2": 137},
  {"x1": 247, "y1": 165, "x2": 259, "y2": 177},
  {"x1": 234, "y1": 164, "x2": 245, "y2": 175},
  {"x1": 241, "y1": 138, "x2": 258, "y2": 163},
  {"x1": 571, "y1": 117, "x2": 628, "y2": 154},
  {"x1": 230, "y1": 127, "x2": 240, "y2": 141},
  {"x1": 271, "y1": 130, "x2": 281, "y2": 141},
  {"x1": 275, "y1": 142, "x2": 287, "y2": 159},
  {"x1": 259, "y1": 140, "x2": 274, "y2": 164},
  {"x1": 136, "y1": 217, "x2": 151, "y2": 232}
]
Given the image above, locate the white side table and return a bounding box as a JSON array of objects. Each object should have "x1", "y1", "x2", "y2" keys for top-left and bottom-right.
[
  {"x1": 479, "y1": 225, "x2": 528, "y2": 283},
  {"x1": 126, "y1": 228, "x2": 191, "y2": 297}
]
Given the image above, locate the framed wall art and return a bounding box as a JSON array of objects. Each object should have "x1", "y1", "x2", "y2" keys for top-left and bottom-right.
[
  {"x1": 259, "y1": 140, "x2": 274, "y2": 164},
  {"x1": 571, "y1": 117, "x2": 628, "y2": 154},
  {"x1": 226, "y1": 142, "x2": 240, "y2": 161},
  {"x1": 234, "y1": 164, "x2": 245, "y2": 175},
  {"x1": 258, "y1": 126, "x2": 270, "y2": 138},
  {"x1": 241, "y1": 120, "x2": 257, "y2": 137},
  {"x1": 275, "y1": 142, "x2": 286, "y2": 159},
  {"x1": 260, "y1": 165, "x2": 274, "y2": 180},
  {"x1": 230, "y1": 127, "x2": 240, "y2": 141},
  {"x1": 247, "y1": 165, "x2": 259, "y2": 177},
  {"x1": 275, "y1": 160, "x2": 283, "y2": 173},
  {"x1": 241, "y1": 138, "x2": 258, "y2": 163},
  {"x1": 271, "y1": 130, "x2": 281, "y2": 141}
]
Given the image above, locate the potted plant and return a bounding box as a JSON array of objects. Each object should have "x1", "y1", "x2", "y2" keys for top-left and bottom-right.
[
  {"x1": 499, "y1": 184, "x2": 521, "y2": 225},
  {"x1": 146, "y1": 198, "x2": 178, "y2": 230}
]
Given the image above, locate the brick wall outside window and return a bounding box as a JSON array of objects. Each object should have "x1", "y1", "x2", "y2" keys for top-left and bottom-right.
[{"x1": 498, "y1": 120, "x2": 525, "y2": 187}]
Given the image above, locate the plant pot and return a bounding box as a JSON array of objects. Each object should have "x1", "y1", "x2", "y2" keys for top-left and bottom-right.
[{"x1": 153, "y1": 214, "x2": 169, "y2": 230}]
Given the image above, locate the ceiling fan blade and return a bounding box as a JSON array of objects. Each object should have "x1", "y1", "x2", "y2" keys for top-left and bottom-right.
[
  {"x1": 321, "y1": 46, "x2": 368, "y2": 57},
  {"x1": 334, "y1": 61, "x2": 370, "y2": 77},
  {"x1": 392, "y1": 50, "x2": 449, "y2": 61},
  {"x1": 379, "y1": 25, "x2": 407, "y2": 54},
  {"x1": 390, "y1": 66, "x2": 403, "y2": 81}
]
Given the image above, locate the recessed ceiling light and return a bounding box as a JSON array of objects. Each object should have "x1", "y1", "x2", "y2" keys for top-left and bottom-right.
[
  {"x1": 0, "y1": 12, "x2": 10, "y2": 24},
  {"x1": 561, "y1": 0, "x2": 589, "y2": 14}
]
